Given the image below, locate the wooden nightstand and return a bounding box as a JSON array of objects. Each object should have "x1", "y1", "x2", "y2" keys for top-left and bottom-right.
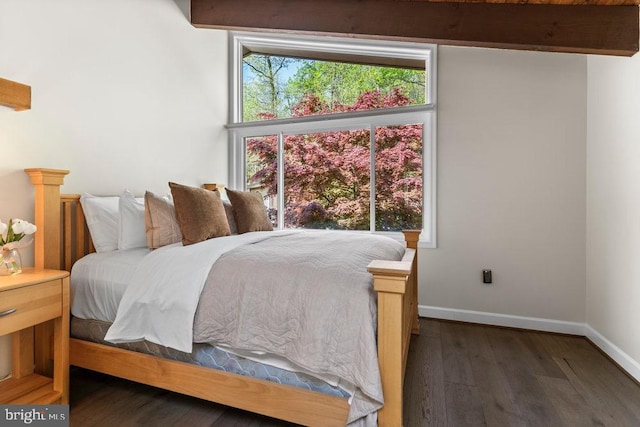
[{"x1": 0, "y1": 268, "x2": 69, "y2": 404}]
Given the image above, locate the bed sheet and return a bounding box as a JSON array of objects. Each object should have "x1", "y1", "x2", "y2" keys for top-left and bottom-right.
[{"x1": 70, "y1": 247, "x2": 150, "y2": 322}]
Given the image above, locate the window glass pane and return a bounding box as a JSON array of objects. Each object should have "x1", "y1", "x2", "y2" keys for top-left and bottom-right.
[
  {"x1": 375, "y1": 124, "x2": 423, "y2": 231},
  {"x1": 245, "y1": 135, "x2": 278, "y2": 228},
  {"x1": 284, "y1": 130, "x2": 370, "y2": 230},
  {"x1": 243, "y1": 53, "x2": 425, "y2": 122}
]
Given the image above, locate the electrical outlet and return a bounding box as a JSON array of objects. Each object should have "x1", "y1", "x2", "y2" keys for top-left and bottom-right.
[{"x1": 482, "y1": 269, "x2": 492, "y2": 284}]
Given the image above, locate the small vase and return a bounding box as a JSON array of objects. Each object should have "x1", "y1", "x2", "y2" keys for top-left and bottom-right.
[{"x1": 0, "y1": 248, "x2": 22, "y2": 275}]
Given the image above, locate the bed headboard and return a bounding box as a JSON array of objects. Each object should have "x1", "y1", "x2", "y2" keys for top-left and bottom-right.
[
  {"x1": 25, "y1": 167, "x2": 419, "y2": 275},
  {"x1": 25, "y1": 168, "x2": 93, "y2": 271}
]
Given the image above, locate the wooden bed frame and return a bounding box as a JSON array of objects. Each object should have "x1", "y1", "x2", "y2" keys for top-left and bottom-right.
[{"x1": 25, "y1": 168, "x2": 419, "y2": 427}]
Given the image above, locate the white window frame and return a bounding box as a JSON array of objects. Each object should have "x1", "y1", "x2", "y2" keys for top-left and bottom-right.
[{"x1": 227, "y1": 32, "x2": 437, "y2": 248}]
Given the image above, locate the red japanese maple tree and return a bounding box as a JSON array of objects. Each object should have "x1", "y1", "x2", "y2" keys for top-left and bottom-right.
[{"x1": 247, "y1": 88, "x2": 422, "y2": 230}]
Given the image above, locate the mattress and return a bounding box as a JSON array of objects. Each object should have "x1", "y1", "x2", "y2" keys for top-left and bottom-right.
[{"x1": 71, "y1": 317, "x2": 351, "y2": 399}]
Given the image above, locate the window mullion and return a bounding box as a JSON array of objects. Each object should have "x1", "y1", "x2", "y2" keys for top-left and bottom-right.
[
  {"x1": 229, "y1": 131, "x2": 244, "y2": 190},
  {"x1": 227, "y1": 103, "x2": 433, "y2": 130},
  {"x1": 277, "y1": 132, "x2": 285, "y2": 229},
  {"x1": 370, "y1": 124, "x2": 376, "y2": 233}
]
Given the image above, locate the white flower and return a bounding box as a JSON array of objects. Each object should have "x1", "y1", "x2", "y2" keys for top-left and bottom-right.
[
  {"x1": 10, "y1": 219, "x2": 36, "y2": 235},
  {"x1": 23, "y1": 222, "x2": 37, "y2": 235},
  {"x1": 11, "y1": 219, "x2": 26, "y2": 234},
  {"x1": 1, "y1": 218, "x2": 37, "y2": 246}
]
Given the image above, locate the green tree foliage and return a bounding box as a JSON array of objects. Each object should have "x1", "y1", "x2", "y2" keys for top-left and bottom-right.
[{"x1": 285, "y1": 61, "x2": 425, "y2": 112}]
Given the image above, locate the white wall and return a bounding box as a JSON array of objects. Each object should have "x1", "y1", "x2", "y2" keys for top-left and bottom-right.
[
  {"x1": 0, "y1": 0, "x2": 227, "y2": 379},
  {"x1": 0, "y1": 0, "x2": 229, "y2": 269},
  {"x1": 422, "y1": 47, "x2": 587, "y2": 325},
  {"x1": 586, "y1": 53, "x2": 640, "y2": 374}
]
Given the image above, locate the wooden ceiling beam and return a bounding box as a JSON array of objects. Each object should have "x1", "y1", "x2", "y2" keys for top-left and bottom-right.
[
  {"x1": 406, "y1": 0, "x2": 639, "y2": 4},
  {"x1": 0, "y1": 78, "x2": 31, "y2": 111},
  {"x1": 191, "y1": 0, "x2": 639, "y2": 56}
]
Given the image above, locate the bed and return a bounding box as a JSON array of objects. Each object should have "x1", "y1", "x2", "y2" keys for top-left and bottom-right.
[{"x1": 25, "y1": 168, "x2": 420, "y2": 427}]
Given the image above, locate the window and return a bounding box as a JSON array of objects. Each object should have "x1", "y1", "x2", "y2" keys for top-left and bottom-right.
[{"x1": 227, "y1": 33, "x2": 436, "y2": 247}]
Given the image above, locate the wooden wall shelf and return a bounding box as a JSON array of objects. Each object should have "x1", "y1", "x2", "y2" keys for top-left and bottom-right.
[{"x1": 0, "y1": 78, "x2": 31, "y2": 111}]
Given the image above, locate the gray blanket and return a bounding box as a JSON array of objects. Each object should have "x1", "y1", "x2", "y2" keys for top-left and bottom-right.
[{"x1": 192, "y1": 231, "x2": 405, "y2": 424}]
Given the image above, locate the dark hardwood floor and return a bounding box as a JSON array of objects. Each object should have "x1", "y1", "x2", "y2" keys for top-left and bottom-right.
[{"x1": 69, "y1": 318, "x2": 640, "y2": 426}]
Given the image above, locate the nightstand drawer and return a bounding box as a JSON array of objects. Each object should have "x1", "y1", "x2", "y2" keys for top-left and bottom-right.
[{"x1": 0, "y1": 279, "x2": 62, "y2": 335}]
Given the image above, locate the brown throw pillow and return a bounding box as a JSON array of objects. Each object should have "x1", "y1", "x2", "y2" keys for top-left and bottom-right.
[
  {"x1": 169, "y1": 182, "x2": 231, "y2": 245},
  {"x1": 144, "y1": 191, "x2": 182, "y2": 249},
  {"x1": 225, "y1": 188, "x2": 273, "y2": 234}
]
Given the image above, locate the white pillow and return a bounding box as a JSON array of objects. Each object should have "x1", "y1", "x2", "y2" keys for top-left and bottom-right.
[
  {"x1": 80, "y1": 193, "x2": 119, "y2": 253},
  {"x1": 118, "y1": 190, "x2": 147, "y2": 250}
]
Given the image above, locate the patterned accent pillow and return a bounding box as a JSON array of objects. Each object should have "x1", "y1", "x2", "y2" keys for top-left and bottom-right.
[
  {"x1": 144, "y1": 191, "x2": 182, "y2": 249},
  {"x1": 169, "y1": 182, "x2": 231, "y2": 245},
  {"x1": 223, "y1": 200, "x2": 239, "y2": 235},
  {"x1": 225, "y1": 188, "x2": 273, "y2": 234}
]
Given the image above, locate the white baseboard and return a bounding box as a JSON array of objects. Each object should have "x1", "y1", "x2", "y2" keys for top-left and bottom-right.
[
  {"x1": 419, "y1": 305, "x2": 586, "y2": 335},
  {"x1": 585, "y1": 325, "x2": 640, "y2": 383},
  {"x1": 419, "y1": 304, "x2": 640, "y2": 383}
]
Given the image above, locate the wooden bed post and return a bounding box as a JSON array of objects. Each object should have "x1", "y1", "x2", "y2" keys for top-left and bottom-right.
[
  {"x1": 368, "y1": 230, "x2": 420, "y2": 427},
  {"x1": 403, "y1": 230, "x2": 420, "y2": 335},
  {"x1": 24, "y1": 168, "x2": 68, "y2": 270},
  {"x1": 373, "y1": 270, "x2": 408, "y2": 426}
]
